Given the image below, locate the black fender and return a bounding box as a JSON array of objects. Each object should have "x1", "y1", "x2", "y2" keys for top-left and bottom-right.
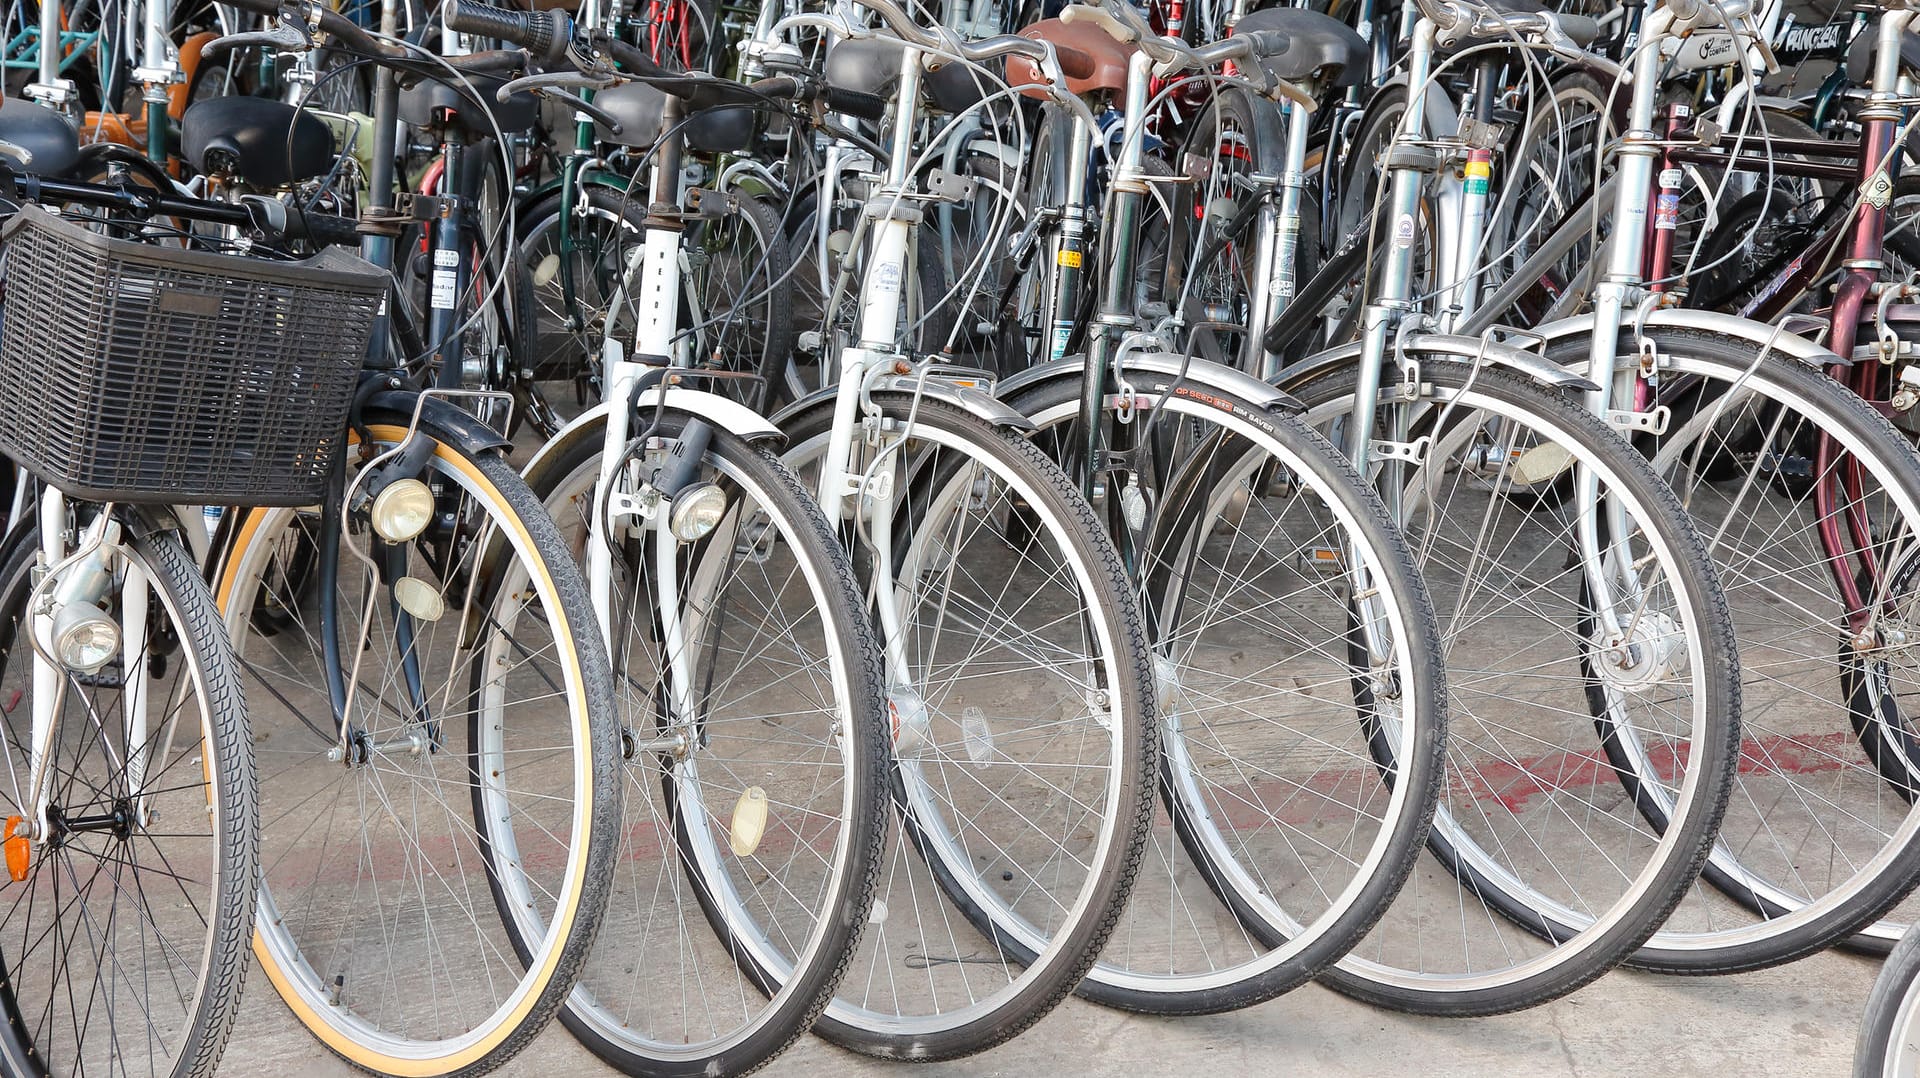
[{"x1": 361, "y1": 388, "x2": 514, "y2": 455}]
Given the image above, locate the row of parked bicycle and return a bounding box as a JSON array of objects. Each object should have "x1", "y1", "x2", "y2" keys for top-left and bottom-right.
[{"x1": 0, "y1": 0, "x2": 1914, "y2": 1073}]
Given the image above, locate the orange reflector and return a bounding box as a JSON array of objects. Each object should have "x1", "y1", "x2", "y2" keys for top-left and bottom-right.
[{"x1": 3, "y1": 816, "x2": 28, "y2": 882}]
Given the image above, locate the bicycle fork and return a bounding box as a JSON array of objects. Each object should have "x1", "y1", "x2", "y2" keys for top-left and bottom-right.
[{"x1": 22, "y1": 490, "x2": 155, "y2": 852}]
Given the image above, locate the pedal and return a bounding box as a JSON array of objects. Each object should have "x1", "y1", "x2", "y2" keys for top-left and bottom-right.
[{"x1": 1298, "y1": 547, "x2": 1346, "y2": 575}]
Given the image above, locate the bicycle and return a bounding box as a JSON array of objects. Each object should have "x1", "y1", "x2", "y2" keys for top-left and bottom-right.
[
  {"x1": 987, "y1": 2, "x2": 1452, "y2": 1017},
  {"x1": 147, "y1": 2, "x2": 630, "y2": 1070}
]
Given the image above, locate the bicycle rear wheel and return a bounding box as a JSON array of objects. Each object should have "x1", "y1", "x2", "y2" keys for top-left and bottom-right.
[
  {"x1": 1287, "y1": 360, "x2": 1740, "y2": 1015},
  {"x1": 216, "y1": 416, "x2": 620, "y2": 1077},
  {"x1": 0, "y1": 520, "x2": 256, "y2": 1078}
]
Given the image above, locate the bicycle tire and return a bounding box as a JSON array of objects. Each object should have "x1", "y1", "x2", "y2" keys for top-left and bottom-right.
[
  {"x1": 1538, "y1": 328, "x2": 1920, "y2": 974},
  {"x1": 1856, "y1": 921, "x2": 1920, "y2": 1076},
  {"x1": 778, "y1": 393, "x2": 1158, "y2": 1058},
  {"x1": 516, "y1": 411, "x2": 891, "y2": 1077},
  {"x1": 1001, "y1": 371, "x2": 1449, "y2": 1015}
]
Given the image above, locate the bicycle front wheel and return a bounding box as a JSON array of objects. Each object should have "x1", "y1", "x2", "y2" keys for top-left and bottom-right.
[
  {"x1": 1857, "y1": 921, "x2": 1920, "y2": 1076},
  {"x1": 523, "y1": 412, "x2": 890, "y2": 1077},
  {"x1": 1546, "y1": 328, "x2": 1920, "y2": 971},
  {"x1": 1004, "y1": 371, "x2": 1448, "y2": 1015},
  {"x1": 780, "y1": 394, "x2": 1158, "y2": 1059},
  {"x1": 0, "y1": 521, "x2": 256, "y2": 1078},
  {"x1": 216, "y1": 417, "x2": 620, "y2": 1077},
  {"x1": 1289, "y1": 360, "x2": 1740, "y2": 1015}
]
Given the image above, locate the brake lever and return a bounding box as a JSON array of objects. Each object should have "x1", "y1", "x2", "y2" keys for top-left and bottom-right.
[
  {"x1": 497, "y1": 69, "x2": 616, "y2": 100},
  {"x1": 205, "y1": 0, "x2": 319, "y2": 59},
  {"x1": 204, "y1": 22, "x2": 311, "y2": 58},
  {"x1": 528, "y1": 84, "x2": 624, "y2": 135},
  {"x1": 772, "y1": 13, "x2": 864, "y2": 40},
  {"x1": 1741, "y1": 12, "x2": 1781, "y2": 75}
]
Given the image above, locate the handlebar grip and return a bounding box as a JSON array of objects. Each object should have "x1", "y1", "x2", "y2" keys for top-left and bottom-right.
[
  {"x1": 1554, "y1": 13, "x2": 1601, "y2": 49},
  {"x1": 1059, "y1": 3, "x2": 1135, "y2": 44},
  {"x1": 1054, "y1": 43, "x2": 1096, "y2": 81},
  {"x1": 443, "y1": 1, "x2": 569, "y2": 66},
  {"x1": 824, "y1": 84, "x2": 889, "y2": 121},
  {"x1": 287, "y1": 206, "x2": 363, "y2": 248},
  {"x1": 1237, "y1": 30, "x2": 1290, "y2": 62}
]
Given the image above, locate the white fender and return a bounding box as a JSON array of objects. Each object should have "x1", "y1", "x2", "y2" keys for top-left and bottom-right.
[
  {"x1": 520, "y1": 387, "x2": 783, "y2": 489},
  {"x1": 1530, "y1": 309, "x2": 1842, "y2": 367}
]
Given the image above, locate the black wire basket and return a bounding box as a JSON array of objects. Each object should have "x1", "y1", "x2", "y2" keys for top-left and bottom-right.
[{"x1": 0, "y1": 205, "x2": 386, "y2": 506}]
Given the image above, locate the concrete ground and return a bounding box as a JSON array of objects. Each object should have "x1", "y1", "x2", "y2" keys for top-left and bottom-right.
[{"x1": 228, "y1": 944, "x2": 1878, "y2": 1077}]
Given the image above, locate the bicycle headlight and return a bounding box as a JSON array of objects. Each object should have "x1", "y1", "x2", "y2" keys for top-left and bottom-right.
[
  {"x1": 370, "y1": 478, "x2": 435, "y2": 543},
  {"x1": 667, "y1": 482, "x2": 728, "y2": 543},
  {"x1": 52, "y1": 601, "x2": 119, "y2": 673}
]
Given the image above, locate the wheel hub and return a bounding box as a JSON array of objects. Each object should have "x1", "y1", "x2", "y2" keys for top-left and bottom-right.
[{"x1": 1591, "y1": 610, "x2": 1684, "y2": 694}]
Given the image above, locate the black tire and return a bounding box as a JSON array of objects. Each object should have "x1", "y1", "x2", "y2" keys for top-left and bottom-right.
[
  {"x1": 683, "y1": 192, "x2": 798, "y2": 408},
  {"x1": 517, "y1": 182, "x2": 648, "y2": 391},
  {"x1": 0, "y1": 522, "x2": 256, "y2": 1078},
  {"x1": 1286, "y1": 361, "x2": 1740, "y2": 1016},
  {"x1": 517, "y1": 412, "x2": 889, "y2": 1077},
  {"x1": 1857, "y1": 922, "x2": 1920, "y2": 1077}
]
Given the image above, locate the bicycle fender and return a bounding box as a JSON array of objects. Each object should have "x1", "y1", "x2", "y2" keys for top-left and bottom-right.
[
  {"x1": 520, "y1": 388, "x2": 785, "y2": 489},
  {"x1": 770, "y1": 379, "x2": 1039, "y2": 433},
  {"x1": 363, "y1": 388, "x2": 514, "y2": 455},
  {"x1": 996, "y1": 354, "x2": 1305, "y2": 414},
  {"x1": 1530, "y1": 309, "x2": 1842, "y2": 368},
  {"x1": 1271, "y1": 333, "x2": 1602, "y2": 397}
]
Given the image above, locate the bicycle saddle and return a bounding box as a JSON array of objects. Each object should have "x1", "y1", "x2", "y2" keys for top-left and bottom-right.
[
  {"x1": 181, "y1": 97, "x2": 332, "y2": 188},
  {"x1": 823, "y1": 36, "x2": 1000, "y2": 116},
  {"x1": 1847, "y1": 28, "x2": 1920, "y2": 86},
  {"x1": 587, "y1": 81, "x2": 753, "y2": 154},
  {"x1": 398, "y1": 75, "x2": 538, "y2": 137},
  {"x1": 0, "y1": 102, "x2": 79, "y2": 178},
  {"x1": 1232, "y1": 7, "x2": 1369, "y2": 90},
  {"x1": 1007, "y1": 18, "x2": 1136, "y2": 99}
]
